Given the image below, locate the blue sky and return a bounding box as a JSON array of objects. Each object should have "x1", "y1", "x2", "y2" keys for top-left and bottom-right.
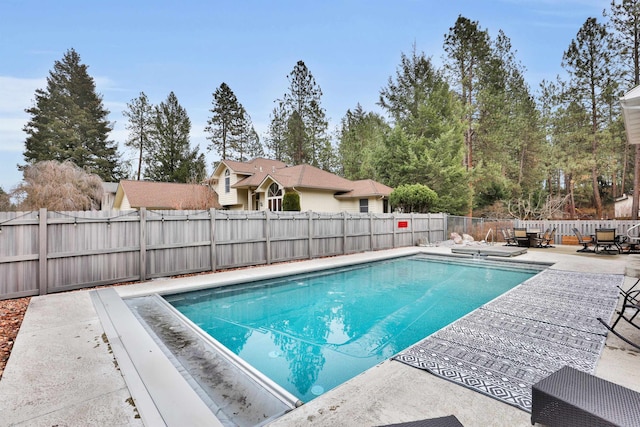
[{"x1": 0, "y1": 0, "x2": 610, "y2": 192}]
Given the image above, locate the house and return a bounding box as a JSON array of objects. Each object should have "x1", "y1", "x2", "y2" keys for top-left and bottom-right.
[
  {"x1": 113, "y1": 180, "x2": 220, "y2": 210},
  {"x1": 209, "y1": 158, "x2": 392, "y2": 213},
  {"x1": 101, "y1": 182, "x2": 119, "y2": 210},
  {"x1": 615, "y1": 194, "x2": 637, "y2": 219}
]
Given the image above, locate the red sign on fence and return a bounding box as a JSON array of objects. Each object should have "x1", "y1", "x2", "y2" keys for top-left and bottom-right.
[{"x1": 397, "y1": 221, "x2": 408, "y2": 228}]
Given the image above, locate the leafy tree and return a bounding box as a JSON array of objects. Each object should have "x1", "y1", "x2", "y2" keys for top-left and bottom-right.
[
  {"x1": 146, "y1": 92, "x2": 206, "y2": 183},
  {"x1": 389, "y1": 183, "x2": 438, "y2": 213},
  {"x1": 282, "y1": 192, "x2": 300, "y2": 211},
  {"x1": 123, "y1": 92, "x2": 154, "y2": 180},
  {"x1": 22, "y1": 48, "x2": 123, "y2": 182},
  {"x1": 337, "y1": 104, "x2": 388, "y2": 180},
  {"x1": 562, "y1": 17, "x2": 616, "y2": 218},
  {"x1": 13, "y1": 160, "x2": 103, "y2": 210},
  {"x1": 205, "y1": 82, "x2": 245, "y2": 160}
]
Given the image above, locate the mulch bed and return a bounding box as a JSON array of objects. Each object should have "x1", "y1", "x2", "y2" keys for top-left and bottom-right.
[{"x1": 0, "y1": 297, "x2": 30, "y2": 380}]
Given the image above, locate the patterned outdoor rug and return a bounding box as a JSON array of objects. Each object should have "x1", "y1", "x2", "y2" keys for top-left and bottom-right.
[{"x1": 393, "y1": 269, "x2": 623, "y2": 412}]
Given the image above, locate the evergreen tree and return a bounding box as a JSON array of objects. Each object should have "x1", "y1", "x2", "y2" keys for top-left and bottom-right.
[
  {"x1": 377, "y1": 48, "x2": 470, "y2": 214},
  {"x1": 280, "y1": 60, "x2": 332, "y2": 167},
  {"x1": 233, "y1": 107, "x2": 264, "y2": 161},
  {"x1": 562, "y1": 17, "x2": 616, "y2": 218},
  {"x1": 338, "y1": 104, "x2": 388, "y2": 180},
  {"x1": 22, "y1": 48, "x2": 123, "y2": 182},
  {"x1": 123, "y1": 92, "x2": 154, "y2": 180},
  {"x1": 443, "y1": 16, "x2": 491, "y2": 173},
  {"x1": 205, "y1": 82, "x2": 245, "y2": 160},
  {"x1": 606, "y1": 0, "x2": 640, "y2": 218},
  {"x1": 266, "y1": 101, "x2": 288, "y2": 161},
  {"x1": 146, "y1": 92, "x2": 206, "y2": 183}
]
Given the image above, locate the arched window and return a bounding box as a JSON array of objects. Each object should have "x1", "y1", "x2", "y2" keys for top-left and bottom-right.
[
  {"x1": 267, "y1": 182, "x2": 283, "y2": 211},
  {"x1": 224, "y1": 169, "x2": 230, "y2": 193}
]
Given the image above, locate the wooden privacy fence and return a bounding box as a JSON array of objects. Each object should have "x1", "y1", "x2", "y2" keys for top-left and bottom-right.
[{"x1": 0, "y1": 208, "x2": 446, "y2": 300}]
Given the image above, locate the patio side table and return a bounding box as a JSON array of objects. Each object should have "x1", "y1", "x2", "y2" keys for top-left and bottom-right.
[{"x1": 531, "y1": 366, "x2": 640, "y2": 427}]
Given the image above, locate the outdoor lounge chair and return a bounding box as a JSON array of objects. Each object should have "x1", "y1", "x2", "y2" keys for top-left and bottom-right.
[
  {"x1": 597, "y1": 286, "x2": 640, "y2": 351},
  {"x1": 594, "y1": 228, "x2": 621, "y2": 254},
  {"x1": 501, "y1": 228, "x2": 517, "y2": 246}
]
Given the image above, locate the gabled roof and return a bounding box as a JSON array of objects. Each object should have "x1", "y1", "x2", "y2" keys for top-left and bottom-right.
[
  {"x1": 334, "y1": 179, "x2": 394, "y2": 198},
  {"x1": 115, "y1": 180, "x2": 220, "y2": 210},
  {"x1": 213, "y1": 157, "x2": 288, "y2": 178}
]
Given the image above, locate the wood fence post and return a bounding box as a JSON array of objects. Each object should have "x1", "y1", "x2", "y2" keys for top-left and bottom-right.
[
  {"x1": 369, "y1": 214, "x2": 374, "y2": 251},
  {"x1": 139, "y1": 207, "x2": 146, "y2": 282},
  {"x1": 308, "y1": 211, "x2": 313, "y2": 259},
  {"x1": 210, "y1": 208, "x2": 217, "y2": 272},
  {"x1": 265, "y1": 210, "x2": 271, "y2": 264},
  {"x1": 38, "y1": 208, "x2": 48, "y2": 295},
  {"x1": 392, "y1": 213, "x2": 396, "y2": 248},
  {"x1": 410, "y1": 212, "x2": 415, "y2": 245},
  {"x1": 343, "y1": 211, "x2": 348, "y2": 254}
]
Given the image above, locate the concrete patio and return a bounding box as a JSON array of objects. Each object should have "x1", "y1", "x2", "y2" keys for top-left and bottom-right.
[{"x1": 0, "y1": 245, "x2": 638, "y2": 426}]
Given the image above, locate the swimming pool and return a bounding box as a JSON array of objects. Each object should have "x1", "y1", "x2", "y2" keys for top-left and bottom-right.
[{"x1": 164, "y1": 254, "x2": 544, "y2": 403}]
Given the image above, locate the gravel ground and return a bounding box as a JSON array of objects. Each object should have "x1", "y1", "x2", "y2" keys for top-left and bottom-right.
[{"x1": 0, "y1": 297, "x2": 30, "y2": 380}]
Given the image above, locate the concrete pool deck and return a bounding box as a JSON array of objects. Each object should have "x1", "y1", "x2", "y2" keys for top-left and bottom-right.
[{"x1": 0, "y1": 245, "x2": 639, "y2": 426}]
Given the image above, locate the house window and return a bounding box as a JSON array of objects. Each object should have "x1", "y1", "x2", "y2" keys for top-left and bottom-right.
[
  {"x1": 224, "y1": 169, "x2": 230, "y2": 193},
  {"x1": 267, "y1": 183, "x2": 283, "y2": 211},
  {"x1": 359, "y1": 198, "x2": 369, "y2": 213}
]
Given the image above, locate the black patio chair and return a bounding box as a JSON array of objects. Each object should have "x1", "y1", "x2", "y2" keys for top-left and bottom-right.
[
  {"x1": 513, "y1": 227, "x2": 529, "y2": 247},
  {"x1": 597, "y1": 286, "x2": 640, "y2": 351},
  {"x1": 377, "y1": 415, "x2": 464, "y2": 427},
  {"x1": 573, "y1": 228, "x2": 594, "y2": 252}
]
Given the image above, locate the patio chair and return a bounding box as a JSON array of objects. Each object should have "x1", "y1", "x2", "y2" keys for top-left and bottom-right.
[
  {"x1": 501, "y1": 228, "x2": 517, "y2": 246},
  {"x1": 573, "y1": 228, "x2": 594, "y2": 252},
  {"x1": 597, "y1": 287, "x2": 640, "y2": 351},
  {"x1": 594, "y1": 228, "x2": 620, "y2": 254},
  {"x1": 513, "y1": 228, "x2": 529, "y2": 247},
  {"x1": 539, "y1": 227, "x2": 556, "y2": 248}
]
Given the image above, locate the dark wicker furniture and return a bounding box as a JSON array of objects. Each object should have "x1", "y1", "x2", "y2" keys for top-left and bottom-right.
[
  {"x1": 531, "y1": 366, "x2": 640, "y2": 426},
  {"x1": 378, "y1": 415, "x2": 464, "y2": 427}
]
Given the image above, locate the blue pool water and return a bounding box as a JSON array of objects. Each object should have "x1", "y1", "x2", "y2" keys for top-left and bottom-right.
[{"x1": 165, "y1": 255, "x2": 541, "y2": 402}]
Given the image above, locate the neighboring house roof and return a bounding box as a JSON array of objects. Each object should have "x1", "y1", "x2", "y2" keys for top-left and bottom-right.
[
  {"x1": 214, "y1": 157, "x2": 393, "y2": 198},
  {"x1": 114, "y1": 180, "x2": 221, "y2": 210},
  {"x1": 102, "y1": 182, "x2": 119, "y2": 194},
  {"x1": 334, "y1": 179, "x2": 394, "y2": 199}
]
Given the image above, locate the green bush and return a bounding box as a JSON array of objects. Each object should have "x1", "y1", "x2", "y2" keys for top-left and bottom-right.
[
  {"x1": 389, "y1": 184, "x2": 438, "y2": 213},
  {"x1": 283, "y1": 191, "x2": 301, "y2": 211}
]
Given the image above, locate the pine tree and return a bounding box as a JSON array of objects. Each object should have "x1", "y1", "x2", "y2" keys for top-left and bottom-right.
[
  {"x1": 22, "y1": 48, "x2": 123, "y2": 182},
  {"x1": 337, "y1": 104, "x2": 388, "y2": 180},
  {"x1": 123, "y1": 92, "x2": 154, "y2": 180},
  {"x1": 562, "y1": 17, "x2": 616, "y2": 218},
  {"x1": 443, "y1": 17, "x2": 491, "y2": 171},
  {"x1": 280, "y1": 60, "x2": 332, "y2": 167},
  {"x1": 606, "y1": 0, "x2": 640, "y2": 218},
  {"x1": 205, "y1": 82, "x2": 245, "y2": 160},
  {"x1": 266, "y1": 102, "x2": 288, "y2": 161},
  {"x1": 232, "y1": 107, "x2": 264, "y2": 161},
  {"x1": 146, "y1": 92, "x2": 206, "y2": 183}
]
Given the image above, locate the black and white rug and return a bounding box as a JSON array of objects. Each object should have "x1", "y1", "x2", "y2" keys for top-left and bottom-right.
[{"x1": 393, "y1": 269, "x2": 623, "y2": 412}]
